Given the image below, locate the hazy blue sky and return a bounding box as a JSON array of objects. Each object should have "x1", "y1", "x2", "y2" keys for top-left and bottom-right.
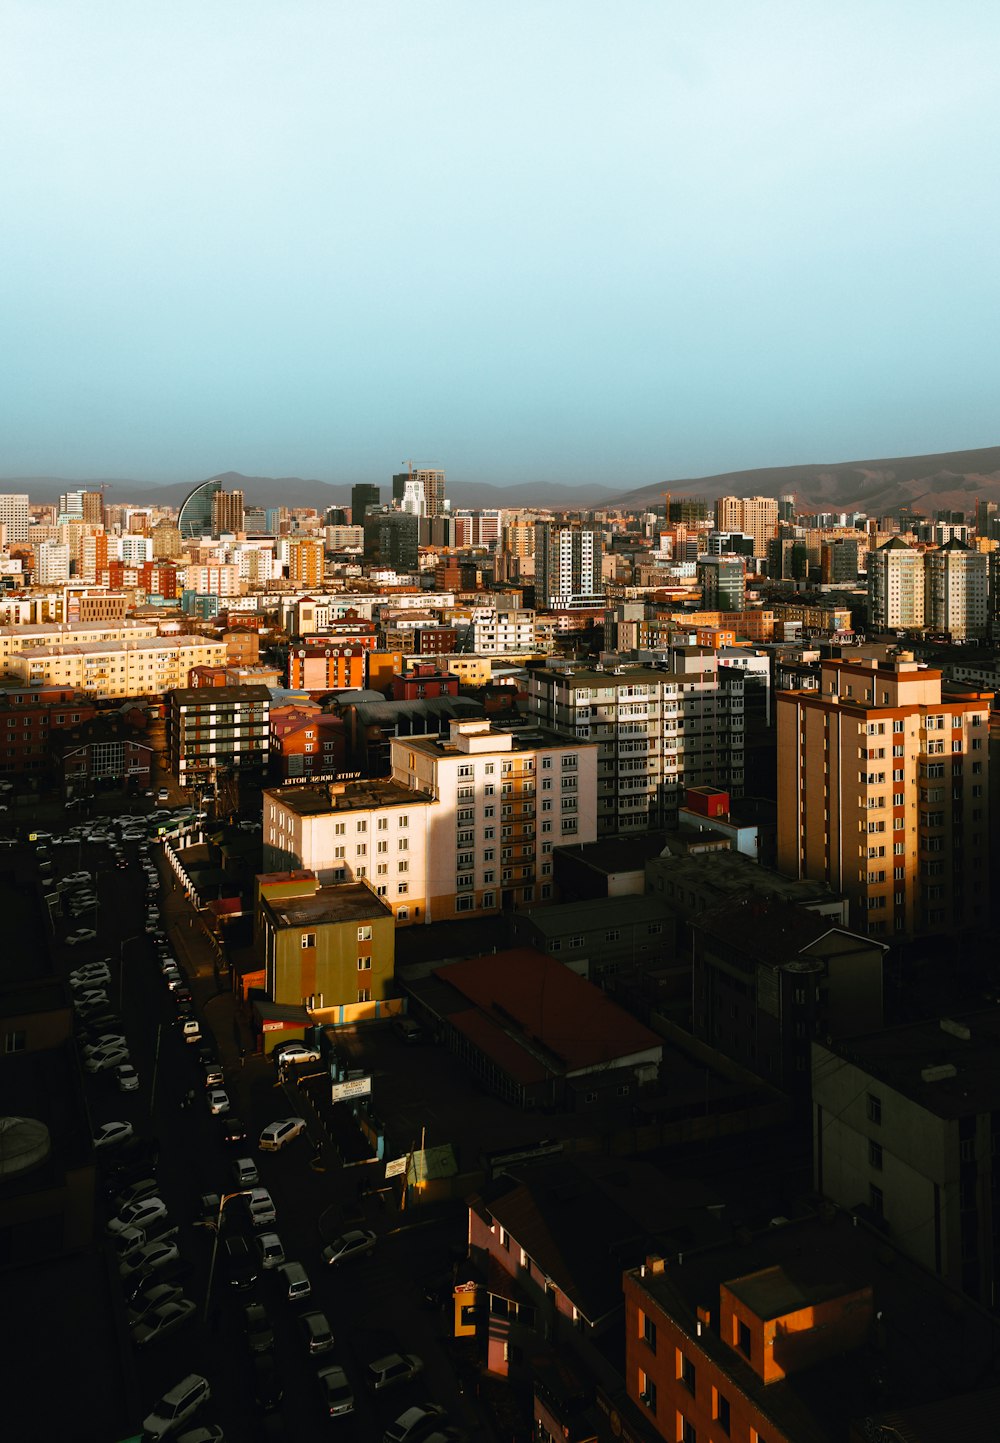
[{"x1": 3, "y1": 1, "x2": 999, "y2": 488}]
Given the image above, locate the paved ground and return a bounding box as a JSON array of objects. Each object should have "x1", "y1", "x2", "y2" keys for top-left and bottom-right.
[{"x1": 33, "y1": 796, "x2": 513, "y2": 1441}]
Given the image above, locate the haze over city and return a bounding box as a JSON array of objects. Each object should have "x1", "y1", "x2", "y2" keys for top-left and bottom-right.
[{"x1": 5, "y1": 0, "x2": 1000, "y2": 486}]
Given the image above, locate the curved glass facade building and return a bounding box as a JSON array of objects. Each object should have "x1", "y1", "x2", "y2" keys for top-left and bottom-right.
[{"x1": 177, "y1": 478, "x2": 222, "y2": 540}]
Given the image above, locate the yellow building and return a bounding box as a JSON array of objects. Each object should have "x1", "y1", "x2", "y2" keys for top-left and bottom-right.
[
  {"x1": 0, "y1": 619, "x2": 159, "y2": 667},
  {"x1": 288, "y1": 537, "x2": 324, "y2": 586},
  {"x1": 256, "y1": 873, "x2": 395, "y2": 1023},
  {"x1": 777, "y1": 655, "x2": 991, "y2": 939},
  {"x1": 6, "y1": 634, "x2": 228, "y2": 698}
]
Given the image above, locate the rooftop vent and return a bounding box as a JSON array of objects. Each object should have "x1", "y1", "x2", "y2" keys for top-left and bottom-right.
[{"x1": 939, "y1": 1018, "x2": 971, "y2": 1041}]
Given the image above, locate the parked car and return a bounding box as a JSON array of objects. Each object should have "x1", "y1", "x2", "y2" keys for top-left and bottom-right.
[
  {"x1": 219, "y1": 1115, "x2": 247, "y2": 1145},
  {"x1": 205, "y1": 1088, "x2": 230, "y2": 1115},
  {"x1": 175, "y1": 1428, "x2": 224, "y2": 1443},
  {"x1": 258, "y1": 1117, "x2": 306, "y2": 1151},
  {"x1": 181, "y1": 1020, "x2": 201, "y2": 1044},
  {"x1": 93, "y1": 1120, "x2": 135, "y2": 1151},
  {"x1": 127, "y1": 1282, "x2": 184, "y2": 1324},
  {"x1": 66, "y1": 928, "x2": 98, "y2": 946},
  {"x1": 111, "y1": 1176, "x2": 159, "y2": 1211},
  {"x1": 245, "y1": 1188, "x2": 276, "y2": 1227},
  {"x1": 84, "y1": 1044, "x2": 130, "y2": 1074},
  {"x1": 142, "y1": 1373, "x2": 211, "y2": 1441},
  {"x1": 74, "y1": 988, "x2": 110, "y2": 1008},
  {"x1": 132, "y1": 1297, "x2": 197, "y2": 1348},
  {"x1": 318, "y1": 1364, "x2": 354, "y2": 1417},
  {"x1": 255, "y1": 1232, "x2": 285, "y2": 1270},
  {"x1": 272, "y1": 1041, "x2": 321, "y2": 1065},
  {"x1": 252, "y1": 1353, "x2": 283, "y2": 1412},
  {"x1": 119, "y1": 1237, "x2": 181, "y2": 1281},
  {"x1": 107, "y1": 1196, "x2": 168, "y2": 1235},
  {"x1": 277, "y1": 1260, "x2": 311, "y2": 1301},
  {"x1": 299, "y1": 1309, "x2": 335, "y2": 1355},
  {"x1": 225, "y1": 1235, "x2": 258, "y2": 1291},
  {"x1": 244, "y1": 1301, "x2": 275, "y2": 1353},
  {"x1": 202, "y1": 1061, "x2": 224, "y2": 1087},
  {"x1": 232, "y1": 1156, "x2": 259, "y2": 1187},
  {"x1": 116, "y1": 1062, "x2": 140, "y2": 1092},
  {"x1": 382, "y1": 1405, "x2": 448, "y2": 1443},
  {"x1": 367, "y1": 1353, "x2": 424, "y2": 1392},
  {"x1": 70, "y1": 965, "x2": 111, "y2": 988},
  {"x1": 322, "y1": 1229, "x2": 376, "y2": 1266}
]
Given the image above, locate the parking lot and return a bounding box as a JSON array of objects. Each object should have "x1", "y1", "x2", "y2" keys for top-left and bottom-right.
[{"x1": 33, "y1": 806, "x2": 499, "y2": 1442}]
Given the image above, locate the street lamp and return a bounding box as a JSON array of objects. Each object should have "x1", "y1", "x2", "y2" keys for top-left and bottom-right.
[
  {"x1": 119, "y1": 933, "x2": 145, "y2": 1011},
  {"x1": 202, "y1": 1190, "x2": 253, "y2": 1324}
]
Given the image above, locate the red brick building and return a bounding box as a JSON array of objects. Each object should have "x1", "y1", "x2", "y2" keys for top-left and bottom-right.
[
  {"x1": 0, "y1": 686, "x2": 97, "y2": 775},
  {"x1": 388, "y1": 665, "x2": 460, "y2": 702},
  {"x1": 270, "y1": 712, "x2": 345, "y2": 782},
  {"x1": 53, "y1": 715, "x2": 154, "y2": 793},
  {"x1": 287, "y1": 642, "x2": 367, "y2": 692}
]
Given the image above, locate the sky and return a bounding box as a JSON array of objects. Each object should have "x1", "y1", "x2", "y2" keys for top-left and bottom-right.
[{"x1": 3, "y1": 1, "x2": 1000, "y2": 490}]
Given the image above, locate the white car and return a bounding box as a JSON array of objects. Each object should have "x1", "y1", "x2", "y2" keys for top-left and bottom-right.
[
  {"x1": 273, "y1": 1042, "x2": 321, "y2": 1065},
  {"x1": 64, "y1": 870, "x2": 92, "y2": 885},
  {"x1": 117, "y1": 1063, "x2": 140, "y2": 1092},
  {"x1": 322, "y1": 1229, "x2": 376, "y2": 1266},
  {"x1": 127, "y1": 1282, "x2": 183, "y2": 1324},
  {"x1": 119, "y1": 1236, "x2": 180, "y2": 1281},
  {"x1": 85, "y1": 1045, "x2": 130, "y2": 1074},
  {"x1": 245, "y1": 1188, "x2": 276, "y2": 1226},
  {"x1": 205, "y1": 1088, "x2": 230, "y2": 1115},
  {"x1": 181, "y1": 1020, "x2": 201, "y2": 1044},
  {"x1": 232, "y1": 1156, "x2": 259, "y2": 1187},
  {"x1": 142, "y1": 1373, "x2": 211, "y2": 1441},
  {"x1": 66, "y1": 928, "x2": 98, "y2": 946},
  {"x1": 70, "y1": 965, "x2": 111, "y2": 987},
  {"x1": 74, "y1": 989, "x2": 109, "y2": 1008},
  {"x1": 93, "y1": 1120, "x2": 135, "y2": 1151},
  {"x1": 108, "y1": 1196, "x2": 169, "y2": 1235},
  {"x1": 132, "y1": 1297, "x2": 197, "y2": 1348},
  {"x1": 255, "y1": 1231, "x2": 285, "y2": 1270},
  {"x1": 259, "y1": 1117, "x2": 307, "y2": 1151}
]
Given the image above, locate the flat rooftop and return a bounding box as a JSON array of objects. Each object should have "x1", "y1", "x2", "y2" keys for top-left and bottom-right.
[
  {"x1": 554, "y1": 832, "x2": 671, "y2": 878},
  {"x1": 516, "y1": 894, "x2": 674, "y2": 938},
  {"x1": 634, "y1": 1209, "x2": 1000, "y2": 1443},
  {"x1": 265, "y1": 880, "x2": 393, "y2": 928},
  {"x1": 264, "y1": 778, "x2": 434, "y2": 816},
  {"x1": 404, "y1": 722, "x2": 593, "y2": 758},
  {"x1": 827, "y1": 1008, "x2": 1000, "y2": 1119}
]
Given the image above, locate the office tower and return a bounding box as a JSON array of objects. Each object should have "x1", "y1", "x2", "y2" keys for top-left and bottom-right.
[
  {"x1": 58, "y1": 489, "x2": 85, "y2": 521},
  {"x1": 351, "y1": 484, "x2": 380, "y2": 527},
  {"x1": 778, "y1": 493, "x2": 797, "y2": 522},
  {"x1": 697, "y1": 556, "x2": 746, "y2": 610},
  {"x1": 399, "y1": 479, "x2": 426, "y2": 516},
  {"x1": 211, "y1": 487, "x2": 244, "y2": 536},
  {"x1": 243, "y1": 506, "x2": 267, "y2": 532},
  {"x1": 287, "y1": 537, "x2": 324, "y2": 586},
  {"x1": 178, "y1": 478, "x2": 222, "y2": 540},
  {"x1": 767, "y1": 535, "x2": 810, "y2": 582},
  {"x1": 392, "y1": 468, "x2": 446, "y2": 517},
  {"x1": 867, "y1": 539, "x2": 925, "y2": 631},
  {"x1": 120, "y1": 535, "x2": 153, "y2": 565},
  {"x1": 81, "y1": 490, "x2": 104, "y2": 525},
  {"x1": 714, "y1": 495, "x2": 778, "y2": 558},
  {"x1": 0, "y1": 495, "x2": 29, "y2": 544},
  {"x1": 324, "y1": 506, "x2": 348, "y2": 527},
  {"x1": 821, "y1": 537, "x2": 860, "y2": 585},
  {"x1": 777, "y1": 655, "x2": 990, "y2": 938},
  {"x1": 533, "y1": 522, "x2": 603, "y2": 607},
  {"x1": 924, "y1": 539, "x2": 988, "y2": 640}
]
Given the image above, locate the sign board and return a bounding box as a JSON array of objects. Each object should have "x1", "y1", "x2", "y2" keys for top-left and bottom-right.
[
  {"x1": 384, "y1": 1156, "x2": 408, "y2": 1179},
  {"x1": 331, "y1": 1075, "x2": 372, "y2": 1101},
  {"x1": 261, "y1": 1020, "x2": 286, "y2": 1032}
]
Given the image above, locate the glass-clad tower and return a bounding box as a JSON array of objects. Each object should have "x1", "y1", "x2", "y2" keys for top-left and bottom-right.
[{"x1": 177, "y1": 478, "x2": 222, "y2": 540}]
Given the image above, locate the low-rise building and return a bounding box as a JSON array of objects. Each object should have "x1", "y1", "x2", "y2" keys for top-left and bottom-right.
[
  {"x1": 6, "y1": 634, "x2": 228, "y2": 698},
  {"x1": 52, "y1": 714, "x2": 154, "y2": 794},
  {"x1": 509, "y1": 895, "x2": 675, "y2": 988},
  {"x1": 0, "y1": 685, "x2": 97, "y2": 776}
]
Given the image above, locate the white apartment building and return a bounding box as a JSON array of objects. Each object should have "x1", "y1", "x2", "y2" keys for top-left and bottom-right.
[
  {"x1": 466, "y1": 608, "x2": 537, "y2": 654},
  {"x1": 181, "y1": 563, "x2": 242, "y2": 596},
  {"x1": 324, "y1": 525, "x2": 365, "y2": 551},
  {"x1": 0, "y1": 619, "x2": 159, "y2": 667},
  {"x1": 6, "y1": 634, "x2": 227, "y2": 698},
  {"x1": 0, "y1": 494, "x2": 30, "y2": 544},
  {"x1": 391, "y1": 718, "x2": 598, "y2": 917},
  {"x1": 35, "y1": 541, "x2": 71, "y2": 585},
  {"x1": 868, "y1": 538, "x2": 925, "y2": 630},
  {"x1": 924, "y1": 539, "x2": 988, "y2": 640},
  {"x1": 527, "y1": 651, "x2": 746, "y2": 835}
]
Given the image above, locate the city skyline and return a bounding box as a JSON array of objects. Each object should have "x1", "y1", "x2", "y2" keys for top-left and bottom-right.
[{"x1": 5, "y1": 2, "x2": 1000, "y2": 484}]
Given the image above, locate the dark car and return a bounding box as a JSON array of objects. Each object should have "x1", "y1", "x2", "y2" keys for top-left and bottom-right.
[
  {"x1": 107, "y1": 1135, "x2": 160, "y2": 1171},
  {"x1": 125, "y1": 1258, "x2": 194, "y2": 1306},
  {"x1": 219, "y1": 1115, "x2": 247, "y2": 1145},
  {"x1": 244, "y1": 1302, "x2": 275, "y2": 1354},
  {"x1": 225, "y1": 1234, "x2": 258, "y2": 1291},
  {"x1": 252, "y1": 1353, "x2": 283, "y2": 1412}
]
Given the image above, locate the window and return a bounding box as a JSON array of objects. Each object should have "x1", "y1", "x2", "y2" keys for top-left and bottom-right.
[
  {"x1": 678, "y1": 1351, "x2": 696, "y2": 1394},
  {"x1": 606, "y1": 928, "x2": 621, "y2": 942},
  {"x1": 637, "y1": 1372, "x2": 656, "y2": 1414},
  {"x1": 870, "y1": 1182, "x2": 884, "y2": 1217},
  {"x1": 377, "y1": 817, "x2": 388, "y2": 830},
  {"x1": 714, "y1": 1390, "x2": 731, "y2": 1436},
  {"x1": 357, "y1": 988, "x2": 371, "y2": 1003},
  {"x1": 357, "y1": 925, "x2": 372, "y2": 941},
  {"x1": 397, "y1": 882, "x2": 408, "y2": 894},
  {"x1": 867, "y1": 1093, "x2": 882, "y2": 1125},
  {"x1": 334, "y1": 822, "x2": 345, "y2": 835},
  {"x1": 301, "y1": 932, "x2": 316, "y2": 949},
  {"x1": 377, "y1": 840, "x2": 388, "y2": 854},
  {"x1": 356, "y1": 820, "x2": 367, "y2": 833},
  {"x1": 640, "y1": 1311, "x2": 656, "y2": 1352},
  {"x1": 737, "y1": 1319, "x2": 751, "y2": 1358},
  {"x1": 3, "y1": 1029, "x2": 26, "y2": 1054},
  {"x1": 869, "y1": 1139, "x2": 883, "y2": 1170},
  {"x1": 358, "y1": 956, "x2": 371, "y2": 971},
  {"x1": 398, "y1": 837, "x2": 408, "y2": 851},
  {"x1": 681, "y1": 1422, "x2": 697, "y2": 1443}
]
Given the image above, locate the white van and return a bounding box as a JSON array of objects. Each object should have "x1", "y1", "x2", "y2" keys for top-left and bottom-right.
[{"x1": 278, "y1": 1260, "x2": 311, "y2": 1301}]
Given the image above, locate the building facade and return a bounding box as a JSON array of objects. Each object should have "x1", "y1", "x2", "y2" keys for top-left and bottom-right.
[
  {"x1": 167, "y1": 683, "x2": 271, "y2": 783},
  {"x1": 533, "y1": 523, "x2": 603, "y2": 608}
]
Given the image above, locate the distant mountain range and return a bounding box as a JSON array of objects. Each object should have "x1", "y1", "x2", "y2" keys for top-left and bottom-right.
[
  {"x1": 611, "y1": 444, "x2": 1000, "y2": 515},
  {"x1": 1, "y1": 472, "x2": 621, "y2": 510}
]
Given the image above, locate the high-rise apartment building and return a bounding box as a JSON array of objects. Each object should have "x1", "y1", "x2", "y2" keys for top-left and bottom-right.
[
  {"x1": 0, "y1": 495, "x2": 30, "y2": 544},
  {"x1": 924, "y1": 539, "x2": 987, "y2": 640},
  {"x1": 527, "y1": 651, "x2": 746, "y2": 835},
  {"x1": 714, "y1": 495, "x2": 778, "y2": 558},
  {"x1": 697, "y1": 555, "x2": 746, "y2": 610},
  {"x1": 533, "y1": 522, "x2": 603, "y2": 608},
  {"x1": 391, "y1": 718, "x2": 597, "y2": 916},
  {"x1": 777, "y1": 655, "x2": 991, "y2": 938},
  {"x1": 350, "y1": 484, "x2": 380, "y2": 527},
  {"x1": 152, "y1": 519, "x2": 182, "y2": 560},
  {"x1": 867, "y1": 538, "x2": 925, "y2": 631},
  {"x1": 35, "y1": 541, "x2": 71, "y2": 584},
  {"x1": 211, "y1": 487, "x2": 244, "y2": 536},
  {"x1": 287, "y1": 537, "x2": 324, "y2": 586},
  {"x1": 81, "y1": 490, "x2": 104, "y2": 525}
]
